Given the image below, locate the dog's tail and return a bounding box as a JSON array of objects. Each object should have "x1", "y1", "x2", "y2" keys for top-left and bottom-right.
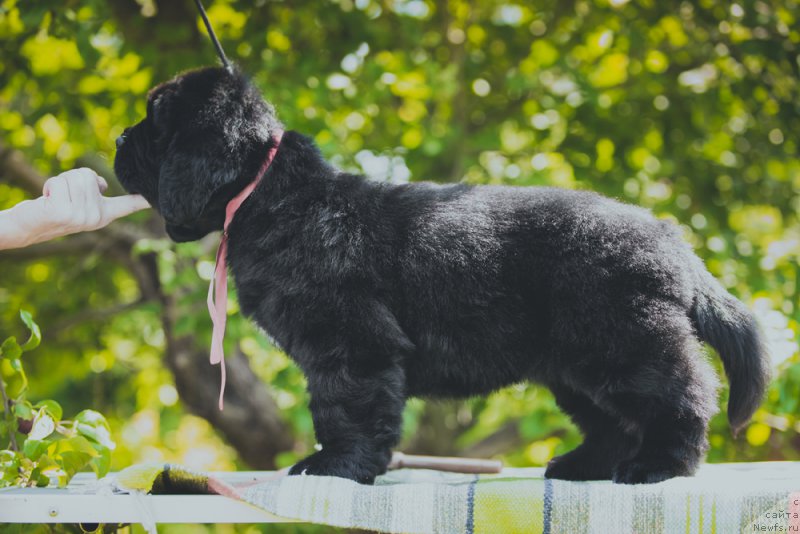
[{"x1": 690, "y1": 269, "x2": 771, "y2": 435}]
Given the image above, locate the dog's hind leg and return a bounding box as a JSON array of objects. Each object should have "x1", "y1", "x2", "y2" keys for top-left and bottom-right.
[
  {"x1": 545, "y1": 384, "x2": 641, "y2": 481},
  {"x1": 581, "y1": 307, "x2": 720, "y2": 485},
  {"x1": 288, "y1": 360, "x2": 406, "y2": 484},
  {"x1": 610, "y1": 354, "x2": 718, "y2": 484}
]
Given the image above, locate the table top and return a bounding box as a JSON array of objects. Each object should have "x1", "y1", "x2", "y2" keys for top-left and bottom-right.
[
  {"x1": 2, "y1": 463, "x2": 799, "y2": 525},
  {"x1": 0, "y1": 471, "x2": 296, "y2": 524}
]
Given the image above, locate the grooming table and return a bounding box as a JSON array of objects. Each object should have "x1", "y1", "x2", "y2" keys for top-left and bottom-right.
[{"x1": 1, "y1": 463, "x2": 798, "y2": 533}]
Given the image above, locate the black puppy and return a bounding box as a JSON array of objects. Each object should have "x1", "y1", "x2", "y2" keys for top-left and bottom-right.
[{"x1": 115, "y1": 67, "x2": 770, "y2": 484}]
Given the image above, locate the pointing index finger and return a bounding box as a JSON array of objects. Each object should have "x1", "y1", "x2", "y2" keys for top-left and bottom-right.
[{"x1": 101, "y1": 194, "x2": 151, "y2": 222}]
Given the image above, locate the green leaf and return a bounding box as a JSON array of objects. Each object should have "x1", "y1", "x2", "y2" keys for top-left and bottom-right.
[
  {"x1": 22, "y1": 439, "x2": 49, "y2": 462},
  {"x1": 74, "y1": 409, "x2": 108, "y2": 427},
  {"x1": 56, "y1": 450, "x2": 93, "y2": 480},
  {"x1": 9, "y1": 358, "x2": 23, "y2": 373},
  {"x1": 89, "y1": 446, "x2": 111, "y2": 478},
  {"x1": 35, "y1": 454, "x2": 57, "y2": 470},
  {"x1": 56, "y1": 435, "x2": 99, "y2": 458},
  {"x1": 0, "y1": 337, "x2": 21, "y2": 360},
  {"x1": 29, "y1": 466, "x2": 51, "y2": 487},
  {"x1": 1, "y1": 359, "x2": 28, "y2": 401},
  {"x1": 75, "y1": 422, "x2": 115, "y2": 450},
  {"x1": 19, "y1": 310, "x2": 41, "y2": 352},
  {"x1": 74, "y1": 410, "x2": 112, "y2": 441},
  {"x1": 33, "y1": 454, "x2": 59, "y2": 487},
  {"x1": 13, "y1": 401, "x2": 33, "y2": 421},
  {"x1": 33, "y1": 400, "x2": 62, "y2": 422}
]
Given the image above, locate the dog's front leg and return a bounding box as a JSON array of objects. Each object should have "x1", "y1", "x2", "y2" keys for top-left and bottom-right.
[{"x1": 289, "y1": 361, "x2": 406, "y2": 484}]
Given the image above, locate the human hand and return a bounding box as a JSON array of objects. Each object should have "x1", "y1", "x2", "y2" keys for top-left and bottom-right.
[{"x1": 0, "y1": 168, "x2": 150, "y2": 250}]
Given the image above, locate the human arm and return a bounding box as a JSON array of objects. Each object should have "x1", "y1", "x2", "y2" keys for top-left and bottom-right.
[{"x1": 0, "y1": 168, "x2": 150, "y2": 250}]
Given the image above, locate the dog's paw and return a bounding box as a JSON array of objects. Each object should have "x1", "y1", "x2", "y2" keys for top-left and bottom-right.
[
  {"x1": 612, "y1": 457, "x2": 693, "y2": 484},
  {"x1": 288, "y1": 449, "x2": 386, "y2": 485},
  {"x1": 545, "y1": 447, "x2": 614, "y2": 481}
]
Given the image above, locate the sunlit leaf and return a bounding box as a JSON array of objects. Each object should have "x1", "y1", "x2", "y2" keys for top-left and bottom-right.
[
  {"x1": 28, "y1": 411, "x2": 55, "y2": 441},
  {"x1": 19, "y1": 310, "x2": 40, "y2": 352},
  {"x1": 33, "y1": 400, "x2": 62, "y2": 422}
]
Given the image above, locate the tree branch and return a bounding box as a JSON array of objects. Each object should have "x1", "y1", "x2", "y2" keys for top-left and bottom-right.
[
  {"x1": 460, "y1": 421, "x2": 521, "y2": 458},
  {"x1": 403, "y1": 400, "x2": 473, "y2": 456},
  {"x1": 49, "y1": 298, "x2": 149, "y2": 336},
  {"x1": 0, "y1": 141, "x2": 46, "y2": 196},
  {"x1": 461, "y1": 424, "x2": 569, "y2": 459},
  {"x1": 0, "y1": 233, "x2": 108, "y2": 260}
]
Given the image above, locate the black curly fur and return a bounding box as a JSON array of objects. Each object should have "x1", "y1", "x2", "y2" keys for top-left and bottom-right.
[{"x1": 114, "y1": 67, "x2": 771, "y2": 485}]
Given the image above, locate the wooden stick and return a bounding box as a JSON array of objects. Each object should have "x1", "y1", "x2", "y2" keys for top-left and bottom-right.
[{"x1": 389, "y1": 452, "x2": 503, "y2": 474}]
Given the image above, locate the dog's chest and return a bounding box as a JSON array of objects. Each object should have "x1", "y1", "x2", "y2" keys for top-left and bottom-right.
[
  {"x1": 227, "y1": 245, "x2": 292, "y2": 332},
  {"x1": 225, "y1": 224, "x2": 345, "y2": 356}
]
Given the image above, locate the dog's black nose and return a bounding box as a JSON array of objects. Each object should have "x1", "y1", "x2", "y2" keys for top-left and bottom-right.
[{"x1": 116, "y1": 130, "x2": 128, "y2": 149}]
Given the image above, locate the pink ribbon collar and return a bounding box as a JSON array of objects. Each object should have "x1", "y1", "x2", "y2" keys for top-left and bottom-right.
[{"x1": 207, "y1": 131, "x2": 283, "y2": 410}]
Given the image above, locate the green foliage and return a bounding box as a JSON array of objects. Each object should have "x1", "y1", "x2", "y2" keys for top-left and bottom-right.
[
  {"x1": 0, "y1": 0, "x2": 798, "y2": 504},
  {"x1": 0, "y1": 311, "x2": 114, "y2": 488}
]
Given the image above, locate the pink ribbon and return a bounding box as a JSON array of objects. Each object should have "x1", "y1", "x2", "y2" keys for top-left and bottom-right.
[{"x1": 207, "y1": 131, "x2": 283, "y2": 410}]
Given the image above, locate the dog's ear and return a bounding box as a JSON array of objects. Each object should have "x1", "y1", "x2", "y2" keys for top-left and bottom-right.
[
  {"x1": 153, "y1": 67, "x2": 278, "y2": 228},
  {"x1": 157, "y1": 128, "x2": 243, "y2": 226}
]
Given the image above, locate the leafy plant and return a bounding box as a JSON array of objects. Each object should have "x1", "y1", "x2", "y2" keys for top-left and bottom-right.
[{"x1": 0, "y1": 310, "x2": 115, "y2": 488}]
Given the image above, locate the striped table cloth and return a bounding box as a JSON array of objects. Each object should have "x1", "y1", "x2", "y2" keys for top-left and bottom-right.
[{"x1": 104, "y1": 462, "x2": 800, "y2": 533}]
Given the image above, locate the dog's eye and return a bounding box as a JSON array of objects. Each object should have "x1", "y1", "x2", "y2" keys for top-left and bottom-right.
[{"x1": 147, "y1": 91, "x2": 167, "y2": 116}]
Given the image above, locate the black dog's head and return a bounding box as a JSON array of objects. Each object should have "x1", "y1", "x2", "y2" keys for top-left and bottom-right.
[{"x1": 114, "y1": 67, "x2": 281, "y2": 241}]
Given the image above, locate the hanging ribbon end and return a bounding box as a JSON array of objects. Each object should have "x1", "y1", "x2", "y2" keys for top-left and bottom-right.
[
  {"x1": 203, "y1": 134, "x2": 282, "y2": 415},
  {"x1": 217, "y1": 355, "x2": 227, "y2": 411}
]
